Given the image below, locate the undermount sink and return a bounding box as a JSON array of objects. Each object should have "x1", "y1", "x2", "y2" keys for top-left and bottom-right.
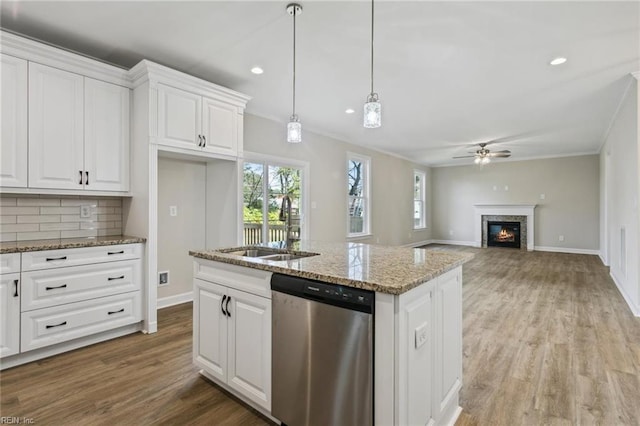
[
  {"x1": 231, "y1": 248, "x2": 318, "y2": 261},
  {"x1": 258, "y1": 253, "x2": 313, "y2": 261}
]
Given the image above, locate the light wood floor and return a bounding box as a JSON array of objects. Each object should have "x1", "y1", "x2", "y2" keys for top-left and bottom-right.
[{"x1": 1, "y1": 246, "x2": 639, "y2": 425}]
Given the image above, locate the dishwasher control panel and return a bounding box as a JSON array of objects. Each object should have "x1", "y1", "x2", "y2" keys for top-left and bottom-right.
[{"x1": 303, "y1": 282, "x2": 373, "y2": 307}]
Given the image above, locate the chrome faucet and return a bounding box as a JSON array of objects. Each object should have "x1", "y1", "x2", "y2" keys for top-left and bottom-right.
[{"x1": 279, "y1": 195, "x2": 296, "y2": 249}]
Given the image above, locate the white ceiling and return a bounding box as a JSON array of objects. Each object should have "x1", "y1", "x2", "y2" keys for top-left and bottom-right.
[{"x1": 1, "y1": 1, "x2": 638, "y2": 166}]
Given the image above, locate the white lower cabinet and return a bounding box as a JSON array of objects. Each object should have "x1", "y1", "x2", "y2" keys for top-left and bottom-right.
[
  {"x1": 1, "y1": 244, "x2": 144, "y2": 367},
  {"x1": 193, "y1": 261, "x2": 272, "y2": 412},
  {"x1": 377, "y1": 265, "x2": 463, "y2": 426}
]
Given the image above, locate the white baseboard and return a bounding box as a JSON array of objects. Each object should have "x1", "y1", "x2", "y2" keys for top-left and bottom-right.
[
  {"x1": 402, "y1": 239, "x2": 434, "y2": 248},
  {"x1": 609, "y1": 271, "x2": 640, "y2": 317},
  {"x1": 428, "y1": 239, "x2": 477, "y2": 247},
  {"x1": 157, "y1": 291, "x2": 193, "y2": 309},
  {"x1": 534, "y1": 246, "x2": 600, "y2": 255},
  {"x1": 598, "y1": 252, "x2": 609, "y2": 266}
]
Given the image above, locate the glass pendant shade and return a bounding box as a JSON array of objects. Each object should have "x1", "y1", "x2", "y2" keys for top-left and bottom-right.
[
  {"x1": 364, "y1": 94, "x2": 381, "y2": 128},
  {"x1": 474, "y1": 157, "x2": 481, "y2": 164},
  {"x1": 481, "y1": 156, "x2": 491, "y2": 165},
  {"x1": 287, "y1": 114, "x2": 302, "y2": 143}
]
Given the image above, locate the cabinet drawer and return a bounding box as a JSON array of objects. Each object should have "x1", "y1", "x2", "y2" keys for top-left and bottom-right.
[
  {"x1": 194, "y1": 258, "x2": 272, "y2": 299},
  {"x1": 22, "y1": 244, "x2": 141, "y2": 271},
  {"x1": 21, "y1": 259, "x2": 141, "y2": 311},
  {"x1": 21, "y1": 291, "x2": 141, "y2": 352},
  {"x1": 0, "y1": 253, "x2": 20, "y2": 274}
]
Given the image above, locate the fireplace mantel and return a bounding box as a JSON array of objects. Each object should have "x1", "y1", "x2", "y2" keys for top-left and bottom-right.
[{"x1": 473, "y1": 204, "x2": 537, "y2": 250}]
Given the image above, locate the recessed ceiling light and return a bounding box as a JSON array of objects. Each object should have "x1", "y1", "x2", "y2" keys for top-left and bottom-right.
[
  {"x1": 345, "y1": 108, "x2": 355, "y2": 114},
  {"x1": 251, "y1": 66, "x2": 264, "y2": 74},
  {"x1": 549, "y1": 57, "x2": 567, "y2": 66}
]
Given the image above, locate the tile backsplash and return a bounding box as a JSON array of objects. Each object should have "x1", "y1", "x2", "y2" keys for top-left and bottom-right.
[{"x1": 0, "y1": 195, "x2": 123, "y2": 242}]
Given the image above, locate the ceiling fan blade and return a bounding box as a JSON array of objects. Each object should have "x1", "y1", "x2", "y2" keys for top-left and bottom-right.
[
  {"x1": 452, "y1": 155, "x2": 477, "y2": 159},
  {"x1": 491, "y1": 150, "x2": 511, "y2": 154},
  {"x1": 489, "y1": 153, "x2": 511, "y2": 158}
]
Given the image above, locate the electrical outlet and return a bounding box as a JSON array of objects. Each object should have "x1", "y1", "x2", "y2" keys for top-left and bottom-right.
[
  {"x1": 158, "y1": 271, "x2": 169, "y2": 286},
  {"x1": 169, "y1": 206, "x2": 177, "y2": 217},
  {"x1": 493, "y1": 185, "x2": 497, "y2": 191},
  {"x1": 449, "y1": 230, "x2": 454, "y2": 236},
  {"x1": 504, "y1": 185, "x2": 509, "y2": 191},
  {"x1": 311, "y1": 201, "x2": 317, "y2": 209},
  {"x1": 540, "y1": 193, "x2": 546, "y2": 200},
  {"x1": 415, "y1": 322, "x2": 428, "y2": 349},
  {"x1": 80, "y1": 204, "x2": 92, "y2": 219},
  {"x1": 559, "y1": 235, "x2": 565, "y2": 242}
]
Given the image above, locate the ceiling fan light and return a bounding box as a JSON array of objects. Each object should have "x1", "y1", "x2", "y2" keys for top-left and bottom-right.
[
  {"x1": 481, "y1": 157, "x2": 491, "y2": 165},
  {"x1": 474, "y1": 157, "x2": 481, "y2": 164},
  {"x1": 287, "y1": 114, "x2": 302, "y2": 143},
  {"x1": 364, "y1": 93, "x2": 381, "y2": 128}
]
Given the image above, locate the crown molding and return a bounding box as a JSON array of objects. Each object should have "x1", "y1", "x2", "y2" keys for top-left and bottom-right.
[
  {"x1": 128, "y1": 59, "x2": 251, "y2": 108},
  {"x1": 0, "y1": 30, "x2": 130, "y2": 87}
]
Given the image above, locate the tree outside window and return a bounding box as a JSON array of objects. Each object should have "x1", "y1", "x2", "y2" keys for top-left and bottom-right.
[
  {"x1": 414, "y1": 170, "x2": 426, "y2": 229},
  {"x1": 348, "y1": 154, "x2": 370, "y2": 237}
]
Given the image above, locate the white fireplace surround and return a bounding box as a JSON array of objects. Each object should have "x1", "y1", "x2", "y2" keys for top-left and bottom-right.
[{"x1": 474, "y1": 204, "x2": 537, "y2": 251}]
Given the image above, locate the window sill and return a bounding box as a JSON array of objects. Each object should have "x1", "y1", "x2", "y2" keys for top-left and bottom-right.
[{"x1": 413, "y1": 227, "x2": 428, "y2": 231}]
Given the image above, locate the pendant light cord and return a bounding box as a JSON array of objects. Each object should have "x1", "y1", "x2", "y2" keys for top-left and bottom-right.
[
  {"x1": 370, "y1": 0, "x2": 374, "y2": 95},
  {"x1": 292, "y1": 8, "x2": 297, "y2": 116}
]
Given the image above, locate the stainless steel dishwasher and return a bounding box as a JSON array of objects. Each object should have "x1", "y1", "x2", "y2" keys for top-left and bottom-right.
[{"x1": 271, "y1": 273, "x2": 374, "y2": 426}]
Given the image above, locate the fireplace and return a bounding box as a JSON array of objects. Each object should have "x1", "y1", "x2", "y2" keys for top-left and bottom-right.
[{"x1": 487, "y1": 221, "x2": 521, "y2": 248}]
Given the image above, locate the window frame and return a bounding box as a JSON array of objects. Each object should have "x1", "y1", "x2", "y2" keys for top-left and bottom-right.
[
  {"x1": 347, "y1": 152, "x2": 371, "y2": 238},
  {"x1": 413, "y1": 169, "x2": 427, "y2": 230},
  {"x1": 240, "y1": 152, "x2": 310, "y2": 245}
]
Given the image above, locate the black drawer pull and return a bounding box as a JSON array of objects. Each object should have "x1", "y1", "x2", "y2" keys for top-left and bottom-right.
[
  {"x1": 46, "y1": 256, "x2": 67, "y2": 261},
  {"x1": 225, "y1": 296, "x2": 231, "y2": 318},
  {"x1": 108, "y1": 275, "x2": 125, "y2": 281},
  {"x1": 45, "y1": 284, "x2": 67, "y2": 291},
  {"x1": 46, "y1": 321, "x2": 67, "y2": 329},
  {"x1": 13, "y1": 279, "x2": 19, "y2": 297},
  {"x1": 108, "y1": 308, "x2": 125, "y2": 315},
  {"x1": 79, "y1": 170, "x2": 83, "y2": 185},
  {"x1": 107, "y1": 251, "x2": 124, "y2": 255},
  {"x1": 202, "y1": 135, "x2": 207, "y2": 147},
  {"x1": 85, "y1": 171, "x2": 89, "y2": 186}
]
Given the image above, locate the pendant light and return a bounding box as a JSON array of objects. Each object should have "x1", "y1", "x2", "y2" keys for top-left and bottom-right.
[
  {"x1": 363, "y1": 0, "x2": 381, "y2": 128},
  {"x1": 287, "y1": 3, "x2": 303, "y2": 143}
]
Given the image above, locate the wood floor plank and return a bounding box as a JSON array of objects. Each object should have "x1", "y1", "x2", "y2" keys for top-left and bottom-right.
[{"x1": 1, "y1": 245, "x2": 639, "y2": 426}]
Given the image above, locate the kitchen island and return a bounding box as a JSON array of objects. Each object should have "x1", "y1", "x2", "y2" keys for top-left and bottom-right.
[{"x1": 190, "y1": 241, "x2": 473, "y2": 426}]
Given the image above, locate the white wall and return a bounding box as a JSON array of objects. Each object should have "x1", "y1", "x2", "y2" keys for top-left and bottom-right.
[
  {"x1": 601, "y1": 76, "x2": 639, "y2": 316},
  {"x1": 157, "y1": 156, "x2": 206, "y2": 301},
  {"x1": 431, "y1": 155, "x2": 600, "y2": 251},
  {"x1": 244, "y1": 114, "x2": 432, "y2": 246}
]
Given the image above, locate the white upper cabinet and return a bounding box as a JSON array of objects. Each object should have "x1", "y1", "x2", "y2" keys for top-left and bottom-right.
[
  {"x1": 85, "y1": 78, "x2": 130, "y2": 191},
  {"x1": 1, "y1": 32, "x2": 131, "y2": 194},
  {"x1": 28, "y1": 63, "x2": 130, "y2": 192},
  {"x1": 0, "y1": 54, "x2": 28, "y2": 188},
  {"x1": 28, "y1": 62, "x2": 85, "y2": 190},
  {"x1": 202, "y1": 97, "x2": 238, "y2": 155},
  {"x1": 156, "y1": 81, "x2": 243, "y2": 158},
  {"x1": 157, "y1": 84, "x2": 202, "y2": 150}
]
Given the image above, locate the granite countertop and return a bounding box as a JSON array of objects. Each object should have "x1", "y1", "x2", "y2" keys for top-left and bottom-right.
[
  {"x1": 190, "y1": 241, "x2": 474, "y2": 295},
  {"x1": 0, "y1": 235, "x2": 146, "y2": 254}
]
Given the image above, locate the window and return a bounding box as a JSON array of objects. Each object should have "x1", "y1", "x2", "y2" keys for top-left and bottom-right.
[
  {"x1": 242, "y1": 157, "x2": 306, "y2": 245},
  {"x1": 347, "y1": 154, "x2": 370, "y2": 237},
  {"x1": 414, "y1": 170, "x2": 426, "y2": 229}
]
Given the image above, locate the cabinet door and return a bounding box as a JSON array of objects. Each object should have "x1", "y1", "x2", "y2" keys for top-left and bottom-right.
[
  {"x1": 29, "y1": 62, "x2": 84, "y2": 190},
  {"x1": 84, "y1": 78, "x2": 130, "y2": 191},
  {"x1": 435, "y1": 268, "x2": 462, "y2": 417},
  {"x1": 193, "y1": 279, "x2": 228, "y2": 382},
  {"x1": 226, "y1": 288, "x2": 271, "y2": 411},
  {"x1": 0, "y1": 272, "x2": 21, "y2": 358},
  {"x1": 157, "y1": 84, "x2": 201, "y2": 150},
  {"x1": 398, "y1": 283, "x2": 434, "y2": 426},
  {"x1": 0, "y1": 54, "x2": 28, "y2": 188},
  {"x1": 201, "y1": 96, "x2": 238, "y2": 156}
]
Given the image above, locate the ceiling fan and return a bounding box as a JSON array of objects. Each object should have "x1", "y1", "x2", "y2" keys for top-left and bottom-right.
[{"x1": 453, "y1": 142, "x2": 511, "y2": 164}]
